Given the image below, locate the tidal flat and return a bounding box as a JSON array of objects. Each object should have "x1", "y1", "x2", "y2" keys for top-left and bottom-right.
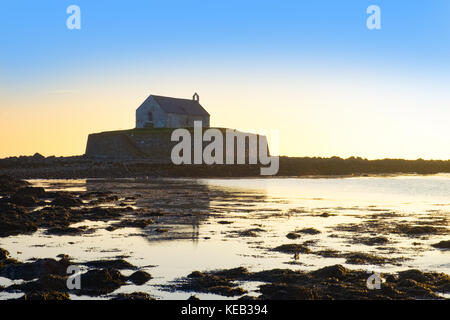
[{"x1": 0, "y1": 175, "x2": 449, "y2": 300}]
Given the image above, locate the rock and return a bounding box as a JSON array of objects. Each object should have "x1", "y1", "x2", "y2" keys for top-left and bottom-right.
[
  {"x1": 9, "y1": 194, "x2": 38, "y2": 207},
  {"x1": 43, "y1": 191, "x2": 65, "y2": 198},
  {"x1": 14, "y1": 187, "x2": 46, "y2": 199},
  {"x1": 51, "y1": 196, "x2": 83, "y2": 207},
  {"x1": 188, "y1": 271, "x2": 204, "y2": 278},
  {"x1": 344, "y1": 252, "x2": 388, "y2": 265},
  {"x1": 396, "y1": 269, "x2": 450, "y2": 294},
  {"x1": 173, "y1": 265, "x2": 450, "y2": 300},
  {"x1": 286, "y1": 232, "x2": 301, "y2": 239},
  {"x1": 56, "y1": 254, "x2": 71, "y2": 260},
  {"x1": 0, "y1": 248, "x2": 9, "y2": 260},
  {"x1": 398, "y1": 269, "x2": 432, "y2": 283},
  {"x1": 79, "y1": 268, "x2": 126, "y2": 296},
  {"x1": 80, "y1": 207, "x2": 126, "y2": 220},
  {"x1": 296, "y1": 228, "x2": 321, "y2": 235},
  {"x1": 209, "y1": 286, "x2": 247, "y2": 297},
  {"x1": 239, "y1": 230, "x2": 258, "y2": 237},
  {"x1": 180, "y1": 271, "x2": 247, "y2": 297},
  {"x1": 431, "y1": 240, "x2": 450, "y2": 250},
  {"x1": 0, "y1": 175, "x2": 29, "y2": 193},
  {"x1": 250, "y1": 269, "x2": 308, "y2": 283},
  {"x1": 238, "y1": 295, "x2": 257, "y2": 300},
  {"x1": 228, "y1": 228, "x2": 265, "y2": 238},
  {"x1": 128, "y1": 270, "x2": 152, "y2": 285},
  {"x1": 359, "y1": 236, "x2": 389, "y2": 246},
  {"x1": 217, "y1": 221, "x2": 233, "y2": 225},
  {"x1": 84, "y1": 259, "x2": 137, "y2": 270},
  {"x1": 111, "y1": 218, "x2": 154, "y2": 229},
  {"x1": 396, "y1": 225, "x2": 439, "y2": 236},
  {"x1": 45, "y1": 226, "x2": 91, "y2": 236},
  {"x1": 396, "y1": 278, "x2": 440, "y2": 299},
  {"x1": 105, "y1": 195, "x2": 119, "y2": 202},
  {"x1": 259, "y1": 283, "x2": 322, "y2": 300},
  {"x1": 0, "y1": 204, "x2": 38, "y2": 237},
  {"x1": 188, "y1": 271, "x2": 205, "y2": 278},
  {"x1": 385, "y1": 274, "x2": 399, "y2": 283},
  {"x1": 0, "y1": 221, "x2": 38, "y2": 237},
  {"x1": 22, "y1": 291, "x2": 70, "y2": 300},
  {"x1": 7, "y1": 274, "x2": 68, "y2": 293},
  {"x1": 311, "y1": 265, "x2": 349, "y2": 280},
  {"x1": 212, "y1": 267, "x2": 250, "y2": 279},
  {"x1": 113, "y1": 292, "x2": 154, "y2": 300},
  {"x1": 313, "y1": 249, "x2": 340, "y2": 258},
  {"x1": 30, "y1": 207, "x2": 72, "y2": 229},
  {"x1": 0, "y1": 257, "x2": 71, "y2": 280},
  {"x1": 272, "y1": 243, "x2": 311, "y2": 254}
]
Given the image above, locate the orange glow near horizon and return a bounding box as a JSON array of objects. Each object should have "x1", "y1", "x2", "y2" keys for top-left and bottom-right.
[{"x1": 1, "y1": 65, "x2": 450, "y2": 160}]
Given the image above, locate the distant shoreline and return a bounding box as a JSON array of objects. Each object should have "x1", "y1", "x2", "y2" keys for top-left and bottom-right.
[{"x1": 1, "y1": 154, "x2": 450, "y2": 179}]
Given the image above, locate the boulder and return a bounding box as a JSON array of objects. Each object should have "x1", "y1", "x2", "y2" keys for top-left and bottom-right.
[
  {"x1": 9, "y1": 194, "x2": 38, "y2": 207},
  {"x1": 128, "y1": 270, "x2": 152, "y2": 285},
  {"x1": 14, "y1": 187, "x2": 46, "y2": 198},
  {"x1": 0, "y1": 248, "x2": 9, "y2": 260},
  {"x1": 51, "y1": 196, "x2": 83, "y2": 207}
]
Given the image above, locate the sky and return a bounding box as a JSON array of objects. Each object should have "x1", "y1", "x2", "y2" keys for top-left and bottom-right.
[{"x1": 1, "y1": 0, "x2": 450, "y2": 159}]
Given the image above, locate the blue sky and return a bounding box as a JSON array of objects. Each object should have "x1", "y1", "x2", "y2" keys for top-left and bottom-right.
[
  {"x1": 1, "y1": 1, "x2": 450, "y2": 158},
  {"x1": 2, "y1": 0, "x2": 450, "y2": 80}
]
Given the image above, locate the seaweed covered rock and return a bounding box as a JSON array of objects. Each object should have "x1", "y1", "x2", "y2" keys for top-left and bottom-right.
[
  {"x1": 286, "y1": 232, "x2": 301, "y2": 239},
  {"x1": 432, "y1": 240, "x2": 450, "y2": 250},
  {"x1": 0, "y1": 175, "x2": 29, "y2": 193},
  {"x1": 45, "y1": 226, "x2": 92, "y2": 236},
  {"x1": 51, "y1": 195, "x2": 83, "y2": 208},
  {"x1": 179, "y1": 271, "x2": 247, "y2": 297},
  {"x1": 212, "y1": 267, "x2": 250, "y2": 280},
  {"x1": 9, "y1": 193, "x2": 38, "y2": 207},
  {"x1": 79, "y1": 268, "x2": 127, "y2": 296},
  {"x1": 22, "y1": 291, "x2": 70, "y2": 300},
  {"x1": 398, "y1": 269, "x2": 450, "y2": 293},
  {"x1": 6, "y1": 274, "x2": 68, "y2": 293},
  {"x1": 0, "y1": 257, "x2": 71, "y2": 280},
  {"x1": 128, "y1": 270, "x2": 152, "y2": 285},
  {"x1": 272, "y1": 243, "x2": 311, "y2": 254},
  {"x1": 311, "y1": 265, "x2": 349, "y2": 280},
  {"x1": 0, "y1": 204, "x2": 38, "y2": 237},
  {"x1": 14, "y1": 187, "x2": 46, "y2": 199},
  {"x1": 84, "y1": 259, "x2": 137, "y2": 270},
  {"x1": 0, "y1": 248, "x2": 9, "y2": 260},
  {"x1": 396, "y1": 225, "x2": 441, "y2": 236},
  {"x1": 113, "y1": 292, "x2": 154, "y2": 300},
  {"x1": 259, "y1": 283, "x2": 322, "y2": 300},
  {"x1": 250, "y1": 269, "x2": 309, "y2": 283},
  {"x1": 111, "y1": 218, "x2": 154, "y2": 229},
  {"x1": 344, "y1": 253, "x2": 389, "y2": 265},
  {"x1": 296, "y1": 228, "x2": 321, "y2": 235}
]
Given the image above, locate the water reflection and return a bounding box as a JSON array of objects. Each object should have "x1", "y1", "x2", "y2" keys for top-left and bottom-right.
[
  {"x1": 1, "y1": 176, "x2": 449, "y2": 300},
  {"x1": 85, "y1": 178, "x2": 269, "y2": 243}
]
